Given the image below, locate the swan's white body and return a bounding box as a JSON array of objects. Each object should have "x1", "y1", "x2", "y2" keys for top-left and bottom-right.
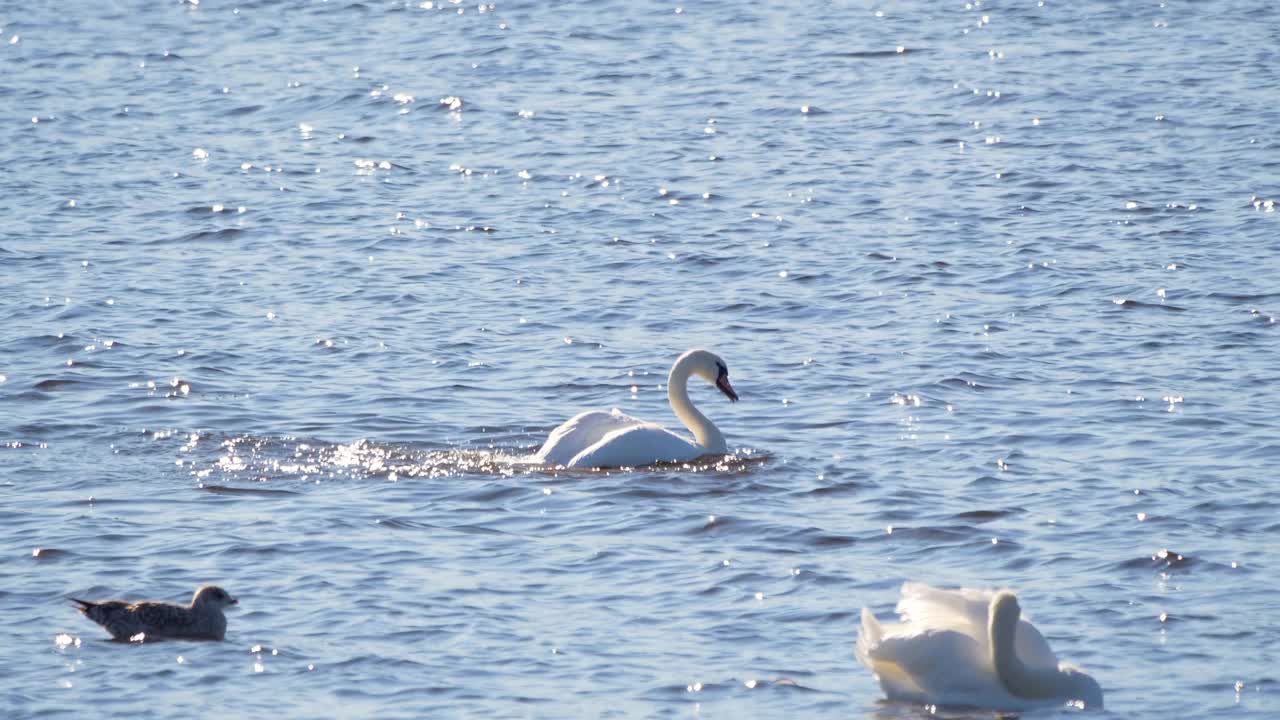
[
  {"x1": 532, "y1": 349, "x2": 738, "y2": 468},
  {"x1": 857, "y1": 583, "x2": 1103, "y2": 711}
]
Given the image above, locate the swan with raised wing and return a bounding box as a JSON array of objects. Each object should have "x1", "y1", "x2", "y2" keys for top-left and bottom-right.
[
  {"x1": 857, "y1": 582, "x2": 1103, "y2": 710},
  {"x1": 532, "y1": 349, "x2": 738, "y2": 468}
]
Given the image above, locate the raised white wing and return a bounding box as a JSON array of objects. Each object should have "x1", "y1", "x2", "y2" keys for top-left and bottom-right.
[{"x1": 896, "y1": 582, "x2": 1059, "y2": 671}]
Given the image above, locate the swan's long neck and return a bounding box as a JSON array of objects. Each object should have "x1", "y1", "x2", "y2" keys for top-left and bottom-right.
[
  {"x1": 668, "y1": 357, "x2": 726, "y2": 452},
  {"x1": 989, "y1": 593, "x2": 1101, "y2": 706}
]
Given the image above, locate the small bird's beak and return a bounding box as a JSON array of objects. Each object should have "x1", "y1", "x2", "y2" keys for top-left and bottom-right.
[
  {"x1": 716, "y1": 373, "x2": 738, "y2": 402},
  {"x1": 228, "y1": 596, "x2": 239, "y2": 606}
]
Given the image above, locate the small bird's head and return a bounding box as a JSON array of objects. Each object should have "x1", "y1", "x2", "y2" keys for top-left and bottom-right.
[{"x1": 192, "y1": 585, "x2": 238, "y2": 609}]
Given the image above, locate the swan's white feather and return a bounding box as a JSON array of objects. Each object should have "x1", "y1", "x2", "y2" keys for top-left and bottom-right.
[
  {"x1": 565, "y1": 423, "x2": 707, "y2": 468},
  {"x1": 530, "y1": 349, "x2": 735, "y2": 469},
  {"x1": 867, "y1": 628, "x2": 1009, "y2": 707},
  {"x1": 896, "y1": 582, "x2": 1059, "y2": 671},
  {"x1": 532, "y1": 409, "x2": 641, "y2": 466},
  {"x1": 858, "y1": 583, "x2": 1090, "y2": 711}
]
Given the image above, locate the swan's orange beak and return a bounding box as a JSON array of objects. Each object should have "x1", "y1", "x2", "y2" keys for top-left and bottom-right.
[{"x1": 716, "y1": 374, "x2": 738, "y2": 402}]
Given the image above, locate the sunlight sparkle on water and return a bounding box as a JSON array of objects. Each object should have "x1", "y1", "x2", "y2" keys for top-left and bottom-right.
[{"x1": 7, "y1": 1, "x2": 1276, "y2": 714}]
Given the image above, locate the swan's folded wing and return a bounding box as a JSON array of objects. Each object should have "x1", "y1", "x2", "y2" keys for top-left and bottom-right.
[
  {"x1": 1012, "y1": 618, "x2": 1060, "y2": 671},
  {"x1": 568, "y1": 423, "x2": 703, "y2": 468},
  {"x1": 533, "y1": 410, "x2": 642, "y2": 465},
  {"x1": 865, "y1": 628, "x2": 998, "y2": 702}
]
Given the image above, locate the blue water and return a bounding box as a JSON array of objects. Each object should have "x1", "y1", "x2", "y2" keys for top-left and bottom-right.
[{"x1": 3, "y1": 0, "x2": 1278, "y2": 716}]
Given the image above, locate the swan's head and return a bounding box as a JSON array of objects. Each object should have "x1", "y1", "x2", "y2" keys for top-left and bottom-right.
[
  {"x1": 989, "y1": 590, "x2": 1021, "y2": 634},
  {"x1": 680, "y1": 349, "x2": 738, "y2": 402},
  {"x1": 192, "y1": 585, "x2": 238, "y2": 609}
]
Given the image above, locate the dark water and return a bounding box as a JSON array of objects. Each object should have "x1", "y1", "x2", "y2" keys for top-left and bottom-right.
[{"x1": 2, "y1": 0, "x2": 1278, "y2": 716}]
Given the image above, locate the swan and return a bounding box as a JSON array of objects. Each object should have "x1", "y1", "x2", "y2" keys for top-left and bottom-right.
[
  {"x1": 531, "y1": 349, "x2": 738, "y2": 468},
  {"x1": 857, "y1": 582, "x2": 1103, "y2": 711}
]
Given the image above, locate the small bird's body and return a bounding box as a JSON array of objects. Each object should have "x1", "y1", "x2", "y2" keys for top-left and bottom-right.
[{"x1": 72, "y1": 585, "x2": 238, "y2": 641}]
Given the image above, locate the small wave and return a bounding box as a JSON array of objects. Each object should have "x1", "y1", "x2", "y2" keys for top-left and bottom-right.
[
  {"x1": 833, "y1": 48, "x2": 920, "y2": 58},
  {"x1": 197, "y1": 484, "x2": 299, "y2": 497},
  {"x1": 1210, "y1": 291, "x2": 1280, "y2": 302},
  {"x1": 1117, "y1": 549, "x2": 1196, "y2": 571},
  {"x1": 30, "y1": 547, "x2": 73, "y2": 561},
  {"x1": 371, "y1": 517, "x2": 433, "y2": 530},
  {"x1": 33, "y1": 378, "x2": 84, "y2": 391},
  {"x1": 1110, "y1": 298, "x2": 1187, "y2": 312}
]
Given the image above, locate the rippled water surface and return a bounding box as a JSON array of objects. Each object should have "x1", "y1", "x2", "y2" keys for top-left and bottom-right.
[{"x1": 3, "y1": 0, "x2": 1279, "y2": 717}]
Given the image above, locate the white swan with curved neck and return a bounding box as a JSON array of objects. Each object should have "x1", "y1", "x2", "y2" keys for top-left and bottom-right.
[
  {"x1": 857, "y1": 583, "x2": 1103, "y2": 711},
  {"x1": 531, "y1": 349, "x2": 738, "y2": 468}
]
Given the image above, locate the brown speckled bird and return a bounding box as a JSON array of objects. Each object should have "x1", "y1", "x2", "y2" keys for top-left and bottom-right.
[{"x1": 72, "y1": 585, "x2": 238, "y2": 641}]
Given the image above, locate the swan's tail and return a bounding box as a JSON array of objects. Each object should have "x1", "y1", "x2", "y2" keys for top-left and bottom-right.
[{"x1": 855, "y1": 606, "x2": 882, "y2": 667}]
